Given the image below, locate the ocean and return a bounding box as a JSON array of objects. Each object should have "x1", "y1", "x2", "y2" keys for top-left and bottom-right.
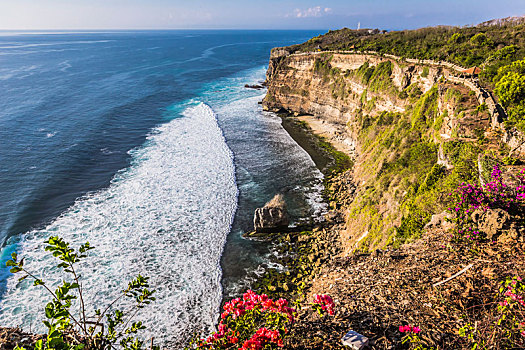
[{"x1": 0, "y1": 30, "x2": 325, "y2": 346}]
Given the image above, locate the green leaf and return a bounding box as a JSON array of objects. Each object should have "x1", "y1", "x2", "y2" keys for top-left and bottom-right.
[
  {"x1": 45, "y1": 303, "x2": 54, "y2": 319},
  {"x1": 11, "y1": 252, "x2": 17, "y2": 261},
  {"x1": 9, "y1": 267, "x2": 22, "y2": 274}
]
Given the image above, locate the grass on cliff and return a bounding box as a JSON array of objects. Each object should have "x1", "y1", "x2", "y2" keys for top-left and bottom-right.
[
  {"x1": 349, "y1": 85, "x2": 482, "y2": 251},
  {"x1": 291, "y1": 117, "x2": 353, "y2": 178}
]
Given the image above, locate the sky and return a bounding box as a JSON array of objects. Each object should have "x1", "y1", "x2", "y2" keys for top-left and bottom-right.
[{"x1": 0, "y1": 0, "x2": 524, "y2": 31}]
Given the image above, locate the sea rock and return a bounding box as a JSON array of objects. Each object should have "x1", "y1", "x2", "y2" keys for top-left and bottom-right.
[
  {"x1": 253, "y1": 194, "x2": 289, "y2": 233},
  {"x1": 244, "y1": 84, "x2": 264, "y2": 89}
]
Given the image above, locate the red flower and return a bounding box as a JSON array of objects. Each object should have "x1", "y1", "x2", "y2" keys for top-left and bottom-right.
[
  {"x1": 399, "y1": 325, "x2": 421, "y2": 334},
  {"x1": 313, "y1": 294, "x2": 335, "y2": 315}
]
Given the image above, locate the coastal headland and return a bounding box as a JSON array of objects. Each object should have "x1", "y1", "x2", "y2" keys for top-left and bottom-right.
[{"x1": 245, "y1": 20, "x2": 525, "y2": 349}]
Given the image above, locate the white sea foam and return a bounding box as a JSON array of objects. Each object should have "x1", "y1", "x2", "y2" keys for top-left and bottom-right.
[
  {"x1": 0, "y1": 65, "x2": 39, "y2": 80},
  {"x1": 0, "y1": 40, "x2": 114, "y2": 49},
  {"x1": 0, "y1": 102, "x2": 238, "y2": 347},
  {"x1": 59, "y1": 60, "x2": 72, "y2": 72}
]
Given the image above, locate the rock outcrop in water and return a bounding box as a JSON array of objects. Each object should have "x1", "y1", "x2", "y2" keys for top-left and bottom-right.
[{"x1": 253, "y1": 194, "x2": 289, "y2": 233}]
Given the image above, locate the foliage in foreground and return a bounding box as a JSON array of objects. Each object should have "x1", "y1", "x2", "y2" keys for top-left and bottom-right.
[
  {"x1": 7, "y1": 237, "x2": 157, "y2": 350},
  {"x1": 444, "y1": 165, "x2": 525, "y2": 348},
  {"x1": 448, "y1": 165, "x2": 525, "y2": 242},
  {"x1": 188, "y1": 291, "x2": 334, "y2": 350}
]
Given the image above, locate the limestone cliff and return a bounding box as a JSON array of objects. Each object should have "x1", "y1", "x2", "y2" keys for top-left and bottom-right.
[{"x1": 263, "y1": 49, "x2": 503, "y2": 252}]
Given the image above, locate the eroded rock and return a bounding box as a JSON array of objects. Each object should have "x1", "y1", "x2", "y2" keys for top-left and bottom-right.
[
  {"x1": 471, "y1": 208, "x2": 511, "y2": 240},
  {"x1": 254, "y1": 194, "x2": 290, "y2": 233}
]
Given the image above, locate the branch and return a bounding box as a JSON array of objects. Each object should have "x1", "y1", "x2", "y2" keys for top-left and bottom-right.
[
  {"x1": 21, "y1": 268, "x2": 85, "y2": 333},
  {"x1": 91, "y1": 293, "x2": 125, "y2": 337},
  {"x1": 432, "y1": 264, "x2": 474, "y2": 287},
  {"x1": 68, "y1": 262, "x2": 88, "y2": 336}
]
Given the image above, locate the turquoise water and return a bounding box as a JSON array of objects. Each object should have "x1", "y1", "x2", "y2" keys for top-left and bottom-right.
[{"x1": 0, "y1": 30, "x2": 325, "y2": 346}]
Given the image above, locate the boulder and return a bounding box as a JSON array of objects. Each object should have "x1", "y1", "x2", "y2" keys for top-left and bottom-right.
[
  {"x1": 471, "y1": 208, "x2": 511, "y2": 240},
  {"x1": 254, "y1": 194, "x2": 289, "y2": 233},
  {"x1": 244, "y1": 84, "x2": 264, "y2": 89},
  {"x1": 425, "y1": 211, "x2": 453, "y2": 231},
  {"x1": 498, "y1": 224, "x2": 520, "y2": 244}
]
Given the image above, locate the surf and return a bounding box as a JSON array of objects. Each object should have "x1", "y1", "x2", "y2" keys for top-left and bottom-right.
[{"x1": 0, "y1": 102, "x2": 238, "y2": 346}]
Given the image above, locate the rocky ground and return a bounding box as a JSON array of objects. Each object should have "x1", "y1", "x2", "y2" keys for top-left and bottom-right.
[
  {"x1": 0, "y1": 328, "x2": 42, "y2": 350},
  {"x1": 283, "y1": 221, "x2": 524, "y2": 349}
]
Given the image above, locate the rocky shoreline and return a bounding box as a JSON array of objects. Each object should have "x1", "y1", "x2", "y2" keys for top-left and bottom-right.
[
  {"x1": 239, "y1": 110, "x2": 356, "y2": 347},
  {"x1": 242, "y1": 108, "x2": 525, "y2": 350}
]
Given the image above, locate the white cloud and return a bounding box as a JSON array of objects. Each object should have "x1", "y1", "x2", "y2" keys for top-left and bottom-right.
[{"x1": 291, "y1": 6, "x2": 332, "y2": 18}]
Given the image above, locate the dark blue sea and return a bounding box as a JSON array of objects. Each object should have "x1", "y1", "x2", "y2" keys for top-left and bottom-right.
[{"x1": 0, "y1": 30, "x2": 325, "y2": 345}]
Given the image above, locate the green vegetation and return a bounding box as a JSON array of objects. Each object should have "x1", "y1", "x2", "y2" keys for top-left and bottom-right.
[
  {"x1": 290, "y1": 23, "x2": 524, "y2": 69},
  {"x1": 352, "y1": 60, "x2": 397, "y2": 97},
  {"x1": 7, "y1": 237, "x2": 157, "y2": 350},
  {"x1": 494, "y1": 59, "x2": 525, "y2": 131},
  {"x1": 421, "y1": 66, "x2": 429, "y2": 78},
  {"x1": 289, "y1": 22, "x2": 525, "y2": 119},
  {"x1": 317, "y1": 137, "x2": 353, "y2": 177},
  {"x1": 345, "y1": 85, "x2": 482, "y2": 251}
]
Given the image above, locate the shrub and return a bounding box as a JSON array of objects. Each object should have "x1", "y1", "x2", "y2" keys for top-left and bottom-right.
[
  {"x1": 497, "y1": 276, "x2": 525, "y2": 343},
  {"x1": 470, "y1": 33, "x2": 490, "y2": 46},
  {"x1": 399, "y1": 325, "x2": 435, "y2": 350},
  {"x1": 447, "y1": 165, "x2": 525, "y2": 241},
  {"x1": 7, "y1": 237, "x2": 157, "y2": 350},
  {"x1": 421, "y1": 67, "x2": 429, "y2": 78},
  {"x1": 189, "y1": 291, "x2": 335, "y2": 349},
  {"x1": 460, "y1": 275, "x2": 525, "y2": 349},
  {"x1": 448, "y1": 33, "x2": 463, "y2": 44}
]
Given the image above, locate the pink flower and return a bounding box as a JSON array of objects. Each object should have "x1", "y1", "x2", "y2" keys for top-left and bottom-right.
[
  {"x1": 399, "y1": 325, "x2": 410, "y2": 333},
  {"x1": 313, "y1": 294, "x2": 335, "y2": 315},
  {"x1": 399, "y1": 325, "x2": 421, "y2": 334}
]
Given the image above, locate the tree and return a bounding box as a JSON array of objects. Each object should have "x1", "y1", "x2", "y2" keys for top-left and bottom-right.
[{"x1": 495, "y1": 72, "x2": 525, "y2": 107}]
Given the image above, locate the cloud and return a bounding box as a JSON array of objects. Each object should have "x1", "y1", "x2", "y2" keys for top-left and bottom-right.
[{"x1": 289, "y1": 6, "x2": 332, "y2": 18}]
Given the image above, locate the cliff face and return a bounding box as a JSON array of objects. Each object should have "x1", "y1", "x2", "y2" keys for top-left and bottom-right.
[
  {"x1": 263, "y1": 49, "x2": 497, "y2": 252},
  {"x1": 265, "y1": 50, "x2": 410, "y2": 120}
]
